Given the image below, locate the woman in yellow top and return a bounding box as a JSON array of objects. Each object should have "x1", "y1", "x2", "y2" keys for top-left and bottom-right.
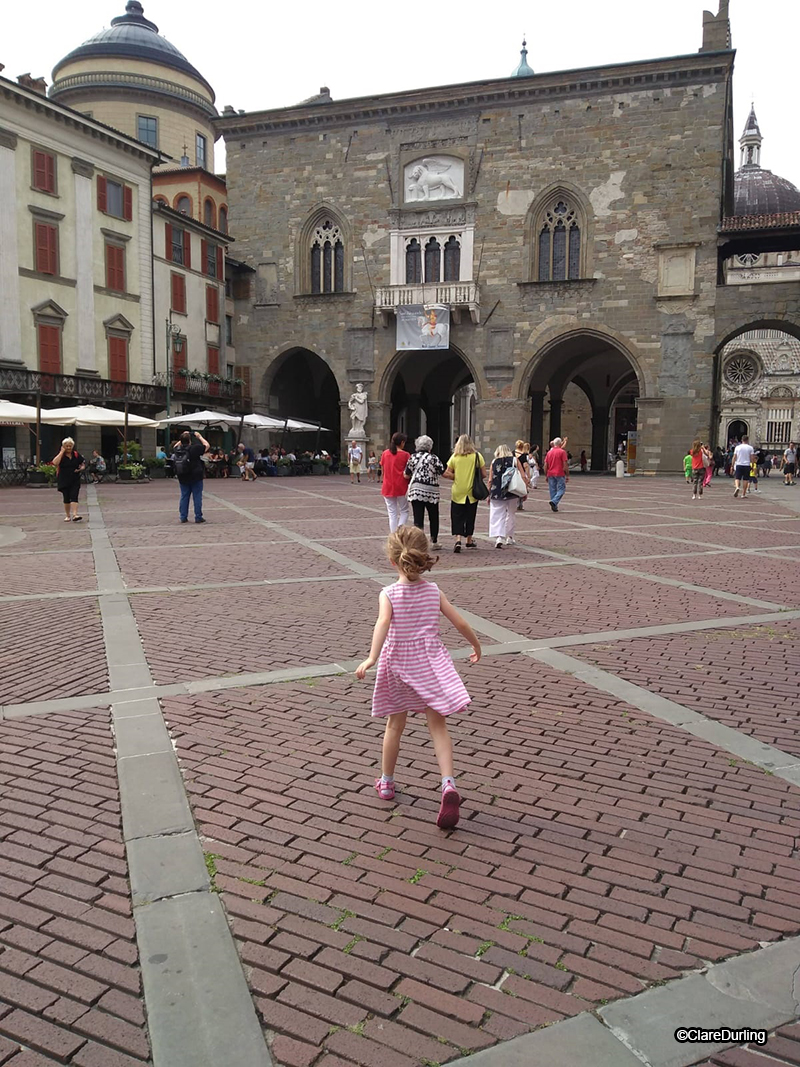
[{"x1": 443, "y1": 434, "x2": 488, "y2": 553}]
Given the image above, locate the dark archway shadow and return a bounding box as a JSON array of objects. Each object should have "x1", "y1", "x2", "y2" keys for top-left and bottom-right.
[{"x1": 263, "y1": 348, "x2": 341, "y2": 449}]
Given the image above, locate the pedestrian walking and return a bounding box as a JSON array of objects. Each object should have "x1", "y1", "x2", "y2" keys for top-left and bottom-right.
[
  {"x1": 528, "y1": 445, "x2": 540, "y2": 490},
  {"x1": 732, "y1": 436, "x2": 754, "y2": 498},
  {"x1": 683, "y1": 450, "x2": 692, "y2": 483},
  {"x1": 88, "y1": 450, "x2": 106, "y2": 484},
  {"x1": 689, "y1": 439, "x2": 706, "y2": 499},
  {"x1": 348, "y1": 440, "x2": 363, "y2": 484},
  {"x1": 380, "y1": 432, "x2": 411, "y2": 532},
  {"x1": 749, "y1": 455, "x2": 759, "y2": 493},
  {"x1": 404, "y1": 435, "x2": 445, "y2": 549},
  {"x1": 783, "y1": 443, "x2": 797, "y2": 486},
  {"x1": 173, "y1": 430, "x2": 209, "y2": 523},
  {"x1": 355, "y1": 525, "x2": 481, "y2": 829},
  {"x1": 52, "y1": 437, "x2": 85, "y2": 522},
  {"x1": 514, "y1": 440, "x2": 529, "y2": 511},
  {"x1": 367, "y1": 450, "x2": 379, "y2": 482},
  {"x1": 488, "y1": 445, "x2": 529, "y2": 547},
  {"x1": 237, "y1": 443, "x2": 257, "y2": 481},
  {"x1": 443, "y1": 434, "x2": 487, "y2": 553},
  {"x1": 580, "y1": 449, "x2": 588, "y2": 473},
  {"x1": 702, "y1": 442, "x2": 714, "y2": 489},
  {"x1": 544, "y1": 436, "x2": 569, "y2": 512}
]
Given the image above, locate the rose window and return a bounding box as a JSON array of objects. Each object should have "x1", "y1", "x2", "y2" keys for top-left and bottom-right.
[
  {"x1": 735, "y1": 253, "x2": 761, "y2": 267},
  {"x1": 724, "y1": 354, "x2": 758, "y2": 388}
]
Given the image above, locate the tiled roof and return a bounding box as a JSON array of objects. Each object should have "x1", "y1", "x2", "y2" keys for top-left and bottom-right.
[{"x1": 720, "y1": 211, "x2": 800, "y2": 232}]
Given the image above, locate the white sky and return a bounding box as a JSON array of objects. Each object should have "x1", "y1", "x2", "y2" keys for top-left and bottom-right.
[{"x1": 3, "y1": 0, "x2": 798, "y2": 184}]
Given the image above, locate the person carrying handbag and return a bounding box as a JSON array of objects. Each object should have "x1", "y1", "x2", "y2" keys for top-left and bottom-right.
[
  {"x1": 489, "y1": 445, "x2": 530, "y2": 547},
  {"x1": 404, "y1": 435, "x2": 445, "y2": 549},
  {"x1": 443, "y1": 434, "x2": 487, "y2": 553}
]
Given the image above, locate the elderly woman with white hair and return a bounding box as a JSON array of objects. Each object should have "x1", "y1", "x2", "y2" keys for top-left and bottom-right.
[
  {"x1": 404, "y1": 434, "x2": 445, "y2": 549},
  {"x1": 52, "y1": 437, "x2": 86, "y2": 522},
  {"x1": 489, "y1": 444, "x2": 529, "y2": 547}
]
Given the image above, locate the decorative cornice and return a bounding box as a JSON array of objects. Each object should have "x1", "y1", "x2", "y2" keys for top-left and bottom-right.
[
  {"x1": 101, "y1": 227, "x2": 132, "y2": 243},
  {"x1": 0, "y1": 125, "x2": 18, "y2": 150},
  {"x1": 28, "y1": 204, "x2": 66, "y2": 222},
  {"x1": 71, "y1": 157, "x2": 95, "y2": 177},
  {"x1": 215, "y1": 52, "x2": 734, "y2": 139}
]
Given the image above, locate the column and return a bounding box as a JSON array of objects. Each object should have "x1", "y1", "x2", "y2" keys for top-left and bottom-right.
[
  {"x1": 529, "y1": 391, "x2": 545, "y2": 450},
  {"x1": 0, "y1": 129, "x2": 22, "y2": 366},
  {"x1": 72, "y1": 159, "x2": 97, "y2": 375},
  {"x1": 590, "y1": 404, "x2": 610, "y2": 471},
  {"x1": 405, "y1": 393, "x2": 422, "y2": 444},
  {"x1": 549, "y1": 397, "x2": 563, "y2": 441}
]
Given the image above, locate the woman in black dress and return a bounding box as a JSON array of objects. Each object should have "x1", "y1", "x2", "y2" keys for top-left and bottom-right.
[{"x1": 52, "y1": 437, "x2": 86, "y2": 522}]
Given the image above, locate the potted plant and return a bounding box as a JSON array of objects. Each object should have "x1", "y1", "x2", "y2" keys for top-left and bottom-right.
[
  {"x1": 276, "y1": 456, "x2": 292, "y2": 477},
  {"x1": 144, "y1": 456, "x2": 167, "y2": 479},
  {"x1": 311, "y1": 455, "x2": 331, "y2": 476},
  {"x1": 27, "y1": 462, "x2": 56, "y2": 486},
  {"x1": 118, "y1": 462, "x2": 147, "y2": 482}
]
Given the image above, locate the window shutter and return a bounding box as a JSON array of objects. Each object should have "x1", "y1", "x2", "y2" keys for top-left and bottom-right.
[
  {"x1": 207, "y1": 346, "x2": 220, "y2": 374},
  {"x1": 109, "y1": 336, "x2": 128, "y2": 381},
  {"x1": 35, "y1": 223, "x2": 57, "y2": 275},
  {"x1": 165, "y1": 222, "x2": 173, "y2": 262},
  {"x1": 38, "y1": 324, "x2": 61, "y2": 374},
  {"x1": 123, "y1": 185, "x2": 133, "y2": 221},
  {"x1": 33, "y1": 151, "x2": 48, "y2": 190},
  {"x1": 200, "y1": 239, "x2": 208, "y2": 276},
  {"x1": 216, "y1": 246, "x2": 223, "y2": 280},
  {"x1": 183, "y1": 230, "x2": 191, "y2": 270},
  {"x1": 106, "y1": 244, "x2": 124, "y2": 291},
  {"x1": 171, "y1": 273, "x2": 186, "y2": 313},
  {"x1": 97, "y1": 174, "x2": 107, "y2": 212},
  {"x1": 45, "y1": 154, "x2": 56, "y2": 193},
  {"x1": 206, "y1": 286, "x2": 219, "y2": 323}
]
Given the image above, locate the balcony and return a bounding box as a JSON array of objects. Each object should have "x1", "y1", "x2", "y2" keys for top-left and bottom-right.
[
  {"x1": 0, "y1": 367, "x2": 164, "y2": 407},
  {"x1": 152, "y1": 372, "x2": 248, "y2": 401},
  {"x1": 374, "y1": 281, "x2": 480, "y2": 326}
]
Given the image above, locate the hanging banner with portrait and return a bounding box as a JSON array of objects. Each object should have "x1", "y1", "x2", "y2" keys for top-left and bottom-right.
[{"x1": 396, "y1": 305, "x2": 450, "y2": 351}]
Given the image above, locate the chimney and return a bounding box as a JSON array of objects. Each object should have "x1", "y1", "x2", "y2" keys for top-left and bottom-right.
[
  {"x1": 222, "y1": 105, "x2": 236, "y2": 116},
  {"x1": 17, "y1": 73, "x2": 48, "y2": 95}
]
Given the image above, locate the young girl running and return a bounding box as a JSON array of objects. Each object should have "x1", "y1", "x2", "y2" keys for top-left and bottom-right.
[{"x1": 356, "y1": 525, "x2": 481, "y2": 829}]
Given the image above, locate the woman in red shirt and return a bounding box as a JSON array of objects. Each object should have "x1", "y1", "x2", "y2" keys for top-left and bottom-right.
[
  {"x1": 381, "y1": 432, "x2": 410, "y2": 531},
  {"x1": 689, "y1": 439, "x2": 706, "y2": 499}
]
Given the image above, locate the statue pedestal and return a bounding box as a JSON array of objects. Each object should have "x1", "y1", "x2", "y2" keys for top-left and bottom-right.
[{"x1": 344, "y1": 434, "x2": 368, "y2": 472}]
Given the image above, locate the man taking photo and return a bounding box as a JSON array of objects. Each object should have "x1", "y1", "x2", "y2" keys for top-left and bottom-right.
[{"x1": 173, "y1": 430, "x2": 209, "y2": 523}]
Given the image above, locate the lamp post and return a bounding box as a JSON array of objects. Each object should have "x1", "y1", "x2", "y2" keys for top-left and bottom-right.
[{"x1": 165, "y1": 316, "x2": 184, "y2": 418}]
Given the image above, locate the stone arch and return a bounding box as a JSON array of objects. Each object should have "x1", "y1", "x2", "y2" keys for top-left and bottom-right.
[
  {"x1": 260, "y1": 347, "x2": 345, "y2": 444},
  {"x1": 518, "y1": 324, "x2": 648, "y2": 401},
  {"x1": 296, "y1": 203, "x2": 353, "y2": 295},
  {"x1": 524, "y1": 181, "x2": 594, "y2": 282},
  {"x1": 377, "y1": 341, "x2": 483, "y2": 407},
  {"x1": 715, "y1": 318, "x2": 800, "y2": 353}
]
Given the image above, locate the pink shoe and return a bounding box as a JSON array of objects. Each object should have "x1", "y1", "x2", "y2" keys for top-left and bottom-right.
[
  {"x1": 437, "y1": 787, "x2": 461, "y2": 829},
  {"x1": 374, "y1": 777, "x2": 395, "y2": 800}
]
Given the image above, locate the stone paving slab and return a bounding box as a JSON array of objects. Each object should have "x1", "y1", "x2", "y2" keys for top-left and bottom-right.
[
  {"x1": 0, "y1": 709, "x2": 150, "y2": 1065},
  {"x1": 617, "y1": 553, "x2": 800, "y2": 606},
  {"x1": 0, "y1": 555, "x2": 98, "y2": 598}
]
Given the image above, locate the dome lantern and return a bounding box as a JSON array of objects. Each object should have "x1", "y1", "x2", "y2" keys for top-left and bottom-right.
[
  {"x1": 511, "y1": 38, "x2": 534, "y2": 78},
  {"x1": 733, "y1": 108, "x2": 800, "y2": 217}
]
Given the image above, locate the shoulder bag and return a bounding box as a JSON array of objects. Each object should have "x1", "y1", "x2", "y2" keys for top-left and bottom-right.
[{"x1": 471, "y1": 453, "x2": 489, "y2": 501}]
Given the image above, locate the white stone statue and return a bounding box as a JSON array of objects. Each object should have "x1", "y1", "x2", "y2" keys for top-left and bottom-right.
[
  {"x1": 406, "y1": 158, "x2": 463, "y2": 201},
  {"x1": 348, "y1": 384, "x2": 369, "y2": 437}
]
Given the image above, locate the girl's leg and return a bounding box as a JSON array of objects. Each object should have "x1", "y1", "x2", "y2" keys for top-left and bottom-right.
[
  {"x1": 425, "y1": 709, "x2": 454, "y2": 778},
  {"x1": 381, "y1": 712, "x2": 407, "y2": 777}
]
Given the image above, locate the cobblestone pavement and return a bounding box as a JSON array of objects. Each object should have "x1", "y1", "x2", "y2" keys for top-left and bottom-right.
[{"x1": 1, "y1": 474, "x2": 799, "y2": 1066}]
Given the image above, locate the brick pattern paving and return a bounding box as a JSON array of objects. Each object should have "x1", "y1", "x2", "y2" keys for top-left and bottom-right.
[
  {"x1": 615, "y1": 552, "x2": 800, "y2": 606},
  {"x1": 0, "y1": 600, "x2": 108, "y2": 706},
  {"x1": 573, "y1": 622, "x2": 800, "y2": 757},
  {"x1": 699, "y1": 1022, "x2": 800, "y2": 1065},
  {"x1": 164, "y1": 654, "x2": 800, "y2": 1066},
  {"x1": 0, "y1": 710, "x2": 149, "y2": 1066}
]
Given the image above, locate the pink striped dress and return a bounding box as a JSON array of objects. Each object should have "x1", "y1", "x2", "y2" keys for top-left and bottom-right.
[{"x1": 371, "y1": 580, "x2": 471, "y2": 719}]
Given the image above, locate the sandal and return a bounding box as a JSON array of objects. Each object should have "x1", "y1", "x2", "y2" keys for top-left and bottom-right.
[
  {"x1": 374, "y1": 777, "x2": 395, "y2": 801},
  {"x1": 437, "y1": 787, "x2": 461, "y2": 830}
]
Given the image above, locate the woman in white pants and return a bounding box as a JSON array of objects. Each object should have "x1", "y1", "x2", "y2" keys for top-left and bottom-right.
[
  {"x1": 488, "y1": 445, "x2": 529, "y2": 547},
  {"x1": 380, "y1": 432, "x2": 410, "y2": 532}
]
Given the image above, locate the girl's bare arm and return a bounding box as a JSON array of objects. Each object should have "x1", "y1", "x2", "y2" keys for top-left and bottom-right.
[
  {"x1": 355, "y1": 592, "x2": 393, "y2": 678},
  {"x1": 440, "y1": 591, "x2": 481, "y2": 663}
]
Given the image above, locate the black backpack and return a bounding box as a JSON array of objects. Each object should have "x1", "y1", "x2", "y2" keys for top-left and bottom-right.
[{"x1": 173, "y1": 448, "x2": 192, "y2": 480}]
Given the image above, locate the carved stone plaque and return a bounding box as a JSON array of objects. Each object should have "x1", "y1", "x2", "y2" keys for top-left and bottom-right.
[{"x1": 404, "y1": 157, "x2": 464, "y2": 202}]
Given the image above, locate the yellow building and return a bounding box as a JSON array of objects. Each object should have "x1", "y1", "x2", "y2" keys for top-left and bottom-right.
[{"x1": 49, "y1": 0, "x2": 217, "y2": 175}]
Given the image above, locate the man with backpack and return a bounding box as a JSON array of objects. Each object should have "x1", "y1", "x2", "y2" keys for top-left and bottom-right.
[{"x1": 173, "y1": 430, "x2": 209, "y2": 523}]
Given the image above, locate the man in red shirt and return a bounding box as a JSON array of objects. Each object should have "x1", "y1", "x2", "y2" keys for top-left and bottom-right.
[{"x1": 544, "y1": 437, "x2": 569, "y2": 512}]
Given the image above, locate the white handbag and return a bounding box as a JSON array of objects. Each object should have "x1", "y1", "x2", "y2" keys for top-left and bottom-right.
[{"x1": 506, "y1": 466, "x2": 528, "y2": 497}]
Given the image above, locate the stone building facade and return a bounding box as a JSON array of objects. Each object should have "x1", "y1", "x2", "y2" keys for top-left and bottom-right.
[{"x1": 218, "y1": 15, "x2": 738, "y2": 471}]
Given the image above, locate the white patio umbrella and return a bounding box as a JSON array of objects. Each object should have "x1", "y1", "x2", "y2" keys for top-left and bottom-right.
[
  {"x1": 157, "y1": 409, "x2": 239, "y2": 427},
  {"x1": 40, "y1": 404, "x2": 159, "y2": 427},
  {"x1": 0, "y1": 399, "x2": 44, "y2": 422},
  {"x1": 242, "y1": 413, "x2": 292, "y2": 430}
]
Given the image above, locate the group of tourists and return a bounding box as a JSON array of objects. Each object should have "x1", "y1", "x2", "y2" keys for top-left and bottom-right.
[
  {"x1": 377, "y1": 432, "x2": 570, "y2": 551},
  {"x1": 687, "y1": 436, "x2": 798, "y2": 499}
]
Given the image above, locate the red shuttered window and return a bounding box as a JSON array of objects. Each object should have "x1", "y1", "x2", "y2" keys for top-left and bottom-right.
[
  {"x1": 165, "y1": 222, "x2": 173, "y2": 262},
  {"x1": 105, "y1": 243, "x2": 125, "y2": 292},
  {"x1": 97, "y1": 174, "x2": 107, "y2": 212},
  {"x1": 108, "y1": 336, "x2": 128, "y2": 382},
  {"x1": 183, "y1": 230, "x2": 191, "y2": 270},
  {"x1": 205, "y1": 285, "x2": 219, "y2": 323},
  {"x1": 123, "y1": 184, "x2": 133, "y2": 222},
  {"x1": 32, "y1": 150, "x2": 56, "y2": 193},
  {"x1": 171, "y1": 272, "x2": 186, "y2": 313},
  {"x1": 38, "y1": 324, "x2": 61, "y2": 374},
  {"x1": 34, "y1": 223, "x2": 58, "y2": 275},
  {"x1": 200, "y1": 239, "x2": 208, "y2": 275},
  {"x1": 216, "y1": 246, "x2": 224, "y2": 280}
]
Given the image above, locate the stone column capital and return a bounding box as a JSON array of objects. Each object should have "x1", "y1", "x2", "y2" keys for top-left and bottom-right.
[
  {"x1": 71, "y1": 157, "x2": 95, "y2": 178},
  {"x1": 0, "y1": 127, "x2": 18, "y2": 150}
]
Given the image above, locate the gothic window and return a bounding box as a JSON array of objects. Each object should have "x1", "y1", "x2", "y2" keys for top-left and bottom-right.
[
  {"x1": 406, "y1": 239, "x2": 422, "y2": 284},
  {"x1": 204, "y1": 198, "x2": 215, "y2": 229},
  {"x1": 424, "y1": 237, "x2": 441, "y2": 283},
  {"x1": 443, "y1": 236, "x2": 461, "y2": 282},
  {"x1": 309, "y1": 218, "x2": 345, "y2": 294},
  {"x1": 537, "y1": 200, "x2": 582, "y2": 281}
]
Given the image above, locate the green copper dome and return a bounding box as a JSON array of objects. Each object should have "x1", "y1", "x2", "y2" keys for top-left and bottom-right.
[{"x1": 511, "y1": 39, "x2": 534, "y2": 78}]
